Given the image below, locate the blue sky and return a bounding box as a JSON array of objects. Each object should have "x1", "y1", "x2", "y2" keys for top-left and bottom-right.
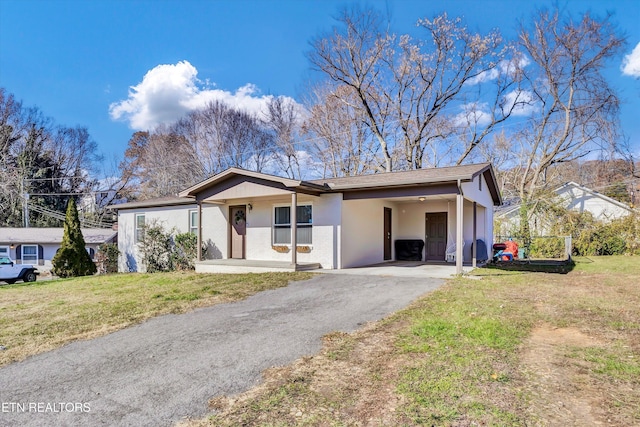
[{"x1": 1, "y1": 0, "x2": 639, "y2": 175}]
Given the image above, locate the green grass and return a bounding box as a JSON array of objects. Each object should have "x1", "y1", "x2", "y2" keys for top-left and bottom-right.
[
  {"x1": 572, "y1": 255, "x2": 639, "y2": 274},
  {"x1": 184, "y1": 256, "x2": 640, "y2": 426},
  {"x1": 395, "y1": 275, "x2": 537, "y2": 425},
  {"x1": 393, "y1": 255, "x2": 640, "y2": 425},
  {"x1": 0, "y1": 271, "x2": 313, "y2": 366}
]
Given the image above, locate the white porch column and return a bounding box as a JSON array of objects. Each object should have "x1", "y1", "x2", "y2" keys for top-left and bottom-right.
[
  {"x1": 197, "y1": 201, "x2": 203, "y2": 262},
  {"x1": 472, "y1": 201, "x2": 477, "y2": 268},
  {"x1": 291, "y1": 192, "x2": 297, "y2": 267},
  {"x1": 456, "y1": 192, "x2": 464, "y2": 275}
]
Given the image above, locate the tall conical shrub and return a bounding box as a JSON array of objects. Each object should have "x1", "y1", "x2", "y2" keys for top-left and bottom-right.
[{"x1": 52, "y1": 198, "x2": 97, "y2": 277}]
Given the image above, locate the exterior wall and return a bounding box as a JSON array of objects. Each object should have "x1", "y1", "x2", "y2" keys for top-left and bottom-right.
[
  {"x1": 462, "y1": 200, "x2": 491, "y2": 261},
  {"x1": 395, "y1": 199, "x2": 451, "y2": 261},
  {"x1": 244, "y1": 193, "x2": 339, "y2": 269},
  {"x1": 201, "y1": 204, "x2": 228, "y2": 260},
  {"x1": 117, "y1": 172, "x2": 499, "y2": 272},
  {"x1": 557, "y1": 185, "x2": 631, "y2": 221},
  {"x1": 341, "y1": 199, "x2": 399, "y2": 268},
  {"x1": 117, "y1": 194, "x2": 342, "y2": 272},
  {"x1": 461, "y1": 174, "x2": 495, "y2": 259},
  {"x1": 118, "y1": 204, "x2": 207, "y2": 272}
]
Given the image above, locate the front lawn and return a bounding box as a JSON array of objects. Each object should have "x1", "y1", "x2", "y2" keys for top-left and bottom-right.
[
  {"x1": 195, "y1": 256, "x2": 640, "y2": 426},
  {"x1": 0, "y1": 271, "x2": 312, "y2": 367}
]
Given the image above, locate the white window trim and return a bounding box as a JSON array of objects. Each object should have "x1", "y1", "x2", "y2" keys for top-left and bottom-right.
[
  {"x1": 272, "y1": 203, "x2": 313, "y2": 246},
  {"x1": 135, "y1": 214, "x2": 145, "y2": 243},
  {"x1": 22, "y1": 244, "x2": 38, "y2": 263},
  {"x1": 189, "y1": 210, "x2": 198, "y2": 235}
]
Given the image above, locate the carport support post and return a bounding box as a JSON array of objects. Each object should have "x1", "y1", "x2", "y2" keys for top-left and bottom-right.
[
  {"x1": 472, "y1": 202, "x2": 477, "y2": 268},
  {"x1": 456, "y1": 192, "x2": 463, "y2": 275},
  {"x1": 291, "y1": 192, "x2": 297, "y2": 268},
  {"x1": 197, "y1": 201, "x2": 203, "y2": 261}
]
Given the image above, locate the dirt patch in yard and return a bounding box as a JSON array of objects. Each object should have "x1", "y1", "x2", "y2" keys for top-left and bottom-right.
[{"x1": 520, "y1": 324, "x2": 608, "y2": 426}]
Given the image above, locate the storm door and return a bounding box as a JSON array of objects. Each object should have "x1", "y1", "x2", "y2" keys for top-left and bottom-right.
[{"x1": 230, "y1": 206, "x2": 246, "y2": 259}]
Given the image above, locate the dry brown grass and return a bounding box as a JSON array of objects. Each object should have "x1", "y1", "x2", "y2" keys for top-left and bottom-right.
[
  {"x1": 180, "y1": 256, "x2": 640, "y2": 426},
  {"x1": 0, "y1": 271, "x2": 312, "y2": 367}
]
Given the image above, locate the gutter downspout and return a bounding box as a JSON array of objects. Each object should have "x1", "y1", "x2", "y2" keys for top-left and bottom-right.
[{"x1": 456, "y1": 179, "x2": 464, "y2": 275}]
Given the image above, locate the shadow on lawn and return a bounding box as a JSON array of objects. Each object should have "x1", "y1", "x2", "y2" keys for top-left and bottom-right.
[{"x1": 484, "y1": 259, "x2": 575, "y2": 274}]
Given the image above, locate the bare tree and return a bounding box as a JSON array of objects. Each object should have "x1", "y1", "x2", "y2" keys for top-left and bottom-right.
[
  {"x1": 514, "y1": 9, "x2": 624, "y2": 204},
  {"x1": 0, "y1": 88, "x2": 100, "y2": 226},
  {"x1": 264, "y1": 96, "x2": 301, "y2": 179},
  {"x1": 143, "y1": 129, "x2": 200, "y2": 197},
  {"x1": 120, "y1": 99, "x2": 280, "y2": 200},
  {"x1": 303, "y1": 83, "x2": 380, "y2": 177},
  {"x1": 308, "y1": 8, "x2": 395, "y2": 171},
  {"x1": 119, "y1": 129, "x2": 202, "y2": 199},
  {"x1": 308, "y1": 8, "x2": 524, "y2": 171}
]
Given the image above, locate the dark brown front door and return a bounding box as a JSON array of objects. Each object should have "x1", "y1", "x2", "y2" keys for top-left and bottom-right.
[
  {"x1": 230, "y1": 206, "x2": 246, "y2": 259},
  {"x1": 425, "y1": 212, "x2": 447, "y2": 261},
  {"x1": 384, "y1": 207, "x2": 392, "y2": 260}
]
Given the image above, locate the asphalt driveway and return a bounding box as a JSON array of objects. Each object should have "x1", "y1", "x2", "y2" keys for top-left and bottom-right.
[{"x1": 0, "y1": 274, "x2": 443, "y2": 426}]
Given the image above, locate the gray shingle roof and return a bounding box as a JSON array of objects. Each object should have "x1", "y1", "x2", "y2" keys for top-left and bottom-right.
[
  {"x1": 309, "y1": 163, "x2": 493, "y2": 189},
  {"x1": 0, "y1": 228, "x2": 117, "y2": 244},
  {"x1": 113, "y1": 163, "x2": 501, "y2": 208},
  {"x1": 108, "y1": 196, "x2": 196, "y2": 210}
]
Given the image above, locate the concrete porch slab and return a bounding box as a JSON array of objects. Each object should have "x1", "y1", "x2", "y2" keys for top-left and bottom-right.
[
  {"x1": 318, "y1": 260, "x2": 476, "y2": 279},
  {"x1": 195, "y1": 259, "x2": 321, "y2": 274}
]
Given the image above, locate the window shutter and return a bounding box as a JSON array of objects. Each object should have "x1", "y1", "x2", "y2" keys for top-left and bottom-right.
[
  {"x1": 15, "y1": 245, "x2": 21, "y2": 263},
  {"x1": 38, "y1": 245, "x2": 44, "y2": 265}
]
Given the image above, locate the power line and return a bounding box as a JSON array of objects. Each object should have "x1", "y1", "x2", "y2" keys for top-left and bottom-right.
[{"x1": 27, "y1": 202, "x2": 113, "y2": 229}]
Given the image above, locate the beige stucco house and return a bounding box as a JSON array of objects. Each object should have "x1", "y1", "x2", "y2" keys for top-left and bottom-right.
[{"x1": 114, "y1": 163, "x2": 502, "y2": 275}]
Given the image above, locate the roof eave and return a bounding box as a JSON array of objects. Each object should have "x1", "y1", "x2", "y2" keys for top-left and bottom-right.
[{"x1": 179, "y1": 168, "x2": 307, "y2": 198}]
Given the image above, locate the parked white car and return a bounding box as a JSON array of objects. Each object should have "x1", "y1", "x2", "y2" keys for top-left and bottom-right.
[{"x1": 0, "y1": 256, "x2": 39, "y2": 284}]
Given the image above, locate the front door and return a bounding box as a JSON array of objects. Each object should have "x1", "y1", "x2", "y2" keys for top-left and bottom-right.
[
  {"x1": 425, "y1": 212, "x2": 447, "y2": 261},
  {"x1": 230, "y1": 206, "x2": 246, "y2": 259},
  {"x1": 384, "y1": 207, "x2": 392, "y2": 260}
]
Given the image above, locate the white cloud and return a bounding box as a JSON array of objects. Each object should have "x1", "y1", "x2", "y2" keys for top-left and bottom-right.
[
  {"x1": 453, "y1": 102, "x2": 492, "y2": 127},
  {"x1": 466, "y1": 68, "x2": 500, "y2": 85},
  {"x1": 621, "y1": 42, "x2": 640, "y2": 78},
  {"x1": 109, "y1": 60, "x2": 300, "y2": 130},
  {"x1": 465, "y1": 55, "x2": 530, "y2": 86},
  {"x1": 502, "y1": 89, "x2": 538, "y2": 116}
]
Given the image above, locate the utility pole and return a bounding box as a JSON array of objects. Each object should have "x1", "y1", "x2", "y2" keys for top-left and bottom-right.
[{"x1": 22, "y1": 178, "x2": 29, "y2": 228}]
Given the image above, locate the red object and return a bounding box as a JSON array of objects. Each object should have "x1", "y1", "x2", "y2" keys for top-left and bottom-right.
[{"x1": 503, "y1": 240, "x2": 519, "y2": 260}]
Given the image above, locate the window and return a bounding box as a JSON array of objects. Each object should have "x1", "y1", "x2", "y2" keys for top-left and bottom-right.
[
  {"x1": 189, "y1": 210, "x2": 198, "y2": 235},
  {"x1": 22, "y1": 245, "x2": 38, "y2": 263},
  {"x1": 273, "y1": 205, "x2": 312, "y2": 245},
  {"x1": 0, "y1": 246, "x2": 8, "y2": 257},
  {"x1": 135, "y1": 214, "x2": 145, "y2": 243}
]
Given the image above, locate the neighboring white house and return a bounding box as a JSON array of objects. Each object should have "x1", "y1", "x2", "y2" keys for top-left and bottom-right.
[
  {"x1": 0, "y1": 228, "x2": 118, "y2": 268},
  {"x1": 495, "y1": 181, "x2": 636, "y2": 235},
  {"x1": 113, "y1": 163, "x2": 502, "y2": 275}
]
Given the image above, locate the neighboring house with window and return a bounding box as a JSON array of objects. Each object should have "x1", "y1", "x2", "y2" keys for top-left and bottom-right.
[
  {"x1": 0, "y1": 228, "x2": 118, "y2": 269},
  {"x1": 495, "y1": 181, "x2": 636, "y2": 235},
  {"x1": 113, "y1": 163, "x2": 501, "y2": 274}
]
